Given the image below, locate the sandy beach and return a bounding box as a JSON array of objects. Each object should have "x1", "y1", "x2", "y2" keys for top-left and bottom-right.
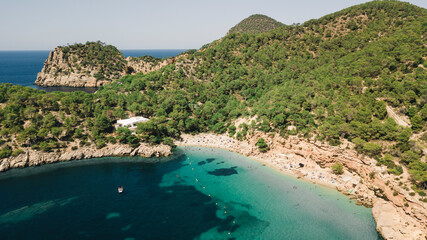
[
  {"x1": 175, "y1": 132, "x2": 427, "y2": 239},
  {"x1": 176, "y1": 133, "x2": 358, "y2": 195}
]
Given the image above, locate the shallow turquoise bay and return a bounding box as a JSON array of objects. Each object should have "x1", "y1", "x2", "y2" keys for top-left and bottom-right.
[{"x1": 0, "y1": 147, "x2": 380, "y2": 239}]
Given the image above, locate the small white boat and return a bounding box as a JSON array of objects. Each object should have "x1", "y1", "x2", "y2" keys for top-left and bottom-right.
[{"x1": 118, "y1": 186, "x2": 123, "y2": 193}]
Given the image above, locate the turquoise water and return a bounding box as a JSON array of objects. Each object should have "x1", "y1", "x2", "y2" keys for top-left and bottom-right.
[{"x1": 0, "y1": 147, "x2": 380, "y2": 239}]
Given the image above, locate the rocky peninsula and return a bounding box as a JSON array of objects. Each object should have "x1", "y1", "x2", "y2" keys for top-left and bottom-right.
[
  {"x1": 35, "y1": 41, "x2": 177, "y2": 88},
  {"x1": 0, "y1": 143, "x2": 172, "y2": 172}
]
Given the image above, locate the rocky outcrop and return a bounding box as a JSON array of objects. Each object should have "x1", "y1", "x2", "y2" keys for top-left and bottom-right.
[
  {"x1": 35, "y1": 43, "x2": 180, "y2": 88},
  {"x1": 126, "y1": 57, "x2": 175, "y2": 74},
  {"x1": 35, "y1": 49, "x2": 100, "y2": 87},
  {"x1": 35, "y1": 43, "x2": 126, "y2": 87},
  {"x1": 0, "y1": 143, "x2": 172, "y2": 172},
  {"x1": 373, "y1": 199, "x2": 426, "y2": 240}
]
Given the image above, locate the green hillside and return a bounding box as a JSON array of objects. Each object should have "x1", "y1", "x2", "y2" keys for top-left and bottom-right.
[
  {"x1": 227, "y1": 14, "x2": 284, "y2": 34},
  {"x1": 0, "y1": 1, "x2": 426, "y2": 189}
]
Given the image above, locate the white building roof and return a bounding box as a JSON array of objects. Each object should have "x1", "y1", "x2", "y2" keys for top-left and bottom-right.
[{"x1": 117, "y1": 116, "x2": 149, "y2": 126}]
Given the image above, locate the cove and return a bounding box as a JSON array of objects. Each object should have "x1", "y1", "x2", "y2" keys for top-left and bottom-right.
[{"x1": 0, "y1": 147, "x2": 381, "y2": 239}]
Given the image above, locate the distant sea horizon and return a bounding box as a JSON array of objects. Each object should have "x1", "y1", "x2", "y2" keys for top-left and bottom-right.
[{"x1": 0, "y1": 49, "x2": 187, "y2": 92}]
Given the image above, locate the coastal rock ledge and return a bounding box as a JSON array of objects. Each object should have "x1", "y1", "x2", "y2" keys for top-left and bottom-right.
[
  {"x1": 373, "y1": 199, "x2": 426, "y2": 240},
  {"x1": 0, "y1": 143, "x2": 172, "y2": 172}
]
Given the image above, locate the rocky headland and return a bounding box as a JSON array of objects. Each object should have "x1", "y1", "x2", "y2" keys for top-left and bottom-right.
[
  {"x1": 0, "y1": 143, "x2": 172, "y2": 172},
  {"x1": 35, "y1": 42, "x2": 178, "y2": 88}
]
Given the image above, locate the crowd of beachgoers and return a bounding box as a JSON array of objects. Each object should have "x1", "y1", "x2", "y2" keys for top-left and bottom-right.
[{"x1": 176, "y1": 133, "x2": 359, "y2": 192}]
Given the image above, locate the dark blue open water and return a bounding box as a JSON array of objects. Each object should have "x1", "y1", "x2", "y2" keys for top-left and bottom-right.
[
  {"x1": 0, "y1": 49, "x2": 186, "y2": 93},
  {"x1": 0, "y1": 147, "x2": 381, "y2": 240}
]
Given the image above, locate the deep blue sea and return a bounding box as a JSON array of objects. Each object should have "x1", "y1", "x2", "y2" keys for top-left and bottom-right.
[
  {"x1": 0, "y1": 49, "x2": 186, "y2": 92},
  {"x1": 0, "y1": 147, "x2": 380, "y2": 240}
]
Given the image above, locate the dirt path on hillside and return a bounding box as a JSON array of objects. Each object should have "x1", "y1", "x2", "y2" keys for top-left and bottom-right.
[{"x1": 386, "y1": 105, "x2": 410, "y2": 127}]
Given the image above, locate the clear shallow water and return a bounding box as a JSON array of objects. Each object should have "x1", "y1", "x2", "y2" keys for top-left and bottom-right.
[
  {"x1": 0, "y1": 147, "x2": 380, "y2": 240},
  {"x1": 0, "y1": 49, "x2": 186, "y2": 92}
]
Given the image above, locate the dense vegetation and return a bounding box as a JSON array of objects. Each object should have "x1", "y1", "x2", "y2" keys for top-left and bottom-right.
[
  {"x1": 228, "y1": 14, "x2": 284, "y2": 35},
  {"x1": 0, "y1": 1, "x2": 426, "y2": 190}
]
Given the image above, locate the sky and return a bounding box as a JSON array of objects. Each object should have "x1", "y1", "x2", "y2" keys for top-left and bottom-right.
[{"x1": 0, "y1": 0, "x2": 426, "y2": 50}]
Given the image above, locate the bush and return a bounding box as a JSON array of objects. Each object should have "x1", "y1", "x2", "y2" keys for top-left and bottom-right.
[
  {"x1": 96, "y1": 138, "x2": 106, "y2": 149},
  {"x1": 11, "y1": 149, "x2": 24, "y2": 156},
  {"x1": 106, "y1": 136, "x2": 117, "y2": 144},
  {"x1": 362, "y1": 142, "x2": 382, "y2": 157},
  {"x1": 255, "y1": 138, "x2": 270, "y2": 153},
  {"x1": 331, "y1": 163, "x2": 344, "y2": 175},
  {"x1": 162, "y1": 137, "x2": 176, "y2": 148},
  {"x1": 0, "y1": 146, "x2": 12, "y2": 158},
  {"x1": 228, "y1": 125, "x2": 236, "y2": 137},
  {"x1": 352, "y1": 137, "x2": 366, "y2": 152},
  {"x1": 39, "y1": 141, "x2": 51, "y2": 152}
]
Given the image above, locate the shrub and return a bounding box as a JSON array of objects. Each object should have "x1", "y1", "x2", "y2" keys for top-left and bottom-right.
[
  {"x1": 96, "y1": 138, "x2": 106, "y2": 149},
  {"x1": 0, "y1": 146, "x2": 12, "y2": 158},
  {"x1": 11, "y1": 149, "x2": 24, "y2": 156},
  {"x1": 162, "y1": 137, "x2": 176, "y2": 148},
  {"x1": 331, "y1": 163, "x2": 344, "y2": 175},
  {"x1": 39, "y1": 142, "x2": 51, "y2": 152},
  {"x1": 228, "y1": 125, "x2": 236, "y2": 137},
  {"x1": 362, "y1": 142, "x2": 382, "y2": 157},
  {"x1": 255, "y1": 138, "x2": 270, "y2": 153}
]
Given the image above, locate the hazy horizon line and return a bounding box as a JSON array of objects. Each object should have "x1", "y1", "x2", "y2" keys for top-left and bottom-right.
[{"x1": 0, "y1": 48, "x2": 191, "y2": 52}]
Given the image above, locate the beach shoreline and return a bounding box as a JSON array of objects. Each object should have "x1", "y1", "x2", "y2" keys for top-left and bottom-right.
[
  {"x1": 176, "y1": 133, "x2": 359, "y2": 197},
  {"x1": 175, "y1": 132, "x2": 427, "y2": 240}
]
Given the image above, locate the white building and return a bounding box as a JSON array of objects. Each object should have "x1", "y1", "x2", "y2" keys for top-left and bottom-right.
[{"x1": 116, "y1": 116, "x2": 149, "y2": 129}]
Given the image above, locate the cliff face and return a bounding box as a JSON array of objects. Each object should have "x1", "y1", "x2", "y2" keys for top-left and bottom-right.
[
  {"x1": 35, "y1": 48, "x2": 116, "y2": 87},
  {"x1": 35, "y1": 42, "x2": 176, "y2": 88}
]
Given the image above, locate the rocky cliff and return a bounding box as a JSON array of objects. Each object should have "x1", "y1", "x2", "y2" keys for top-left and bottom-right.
[
  {"x1": 35, "y1": 41, "x2": 177, "y2": 87},
  {"x1": 0, "y1": 143, "x2": 172, "y2": 172}
]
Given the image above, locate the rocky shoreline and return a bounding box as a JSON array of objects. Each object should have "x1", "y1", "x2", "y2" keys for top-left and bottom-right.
[
  {"x1": 175, "y1": 133, "x2": 427, "y2": 240},
  {"x1": 0, "y1": 143, "x2": 172, "y2": 172}
]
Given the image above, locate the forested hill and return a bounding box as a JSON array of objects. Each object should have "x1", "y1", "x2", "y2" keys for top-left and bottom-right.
[
  {"x1": 227, "y1": 14, "x2": 284, "y2": 34},
  {"x1": 0, "y1": 1, "x2": 426, "y2": 188}
]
